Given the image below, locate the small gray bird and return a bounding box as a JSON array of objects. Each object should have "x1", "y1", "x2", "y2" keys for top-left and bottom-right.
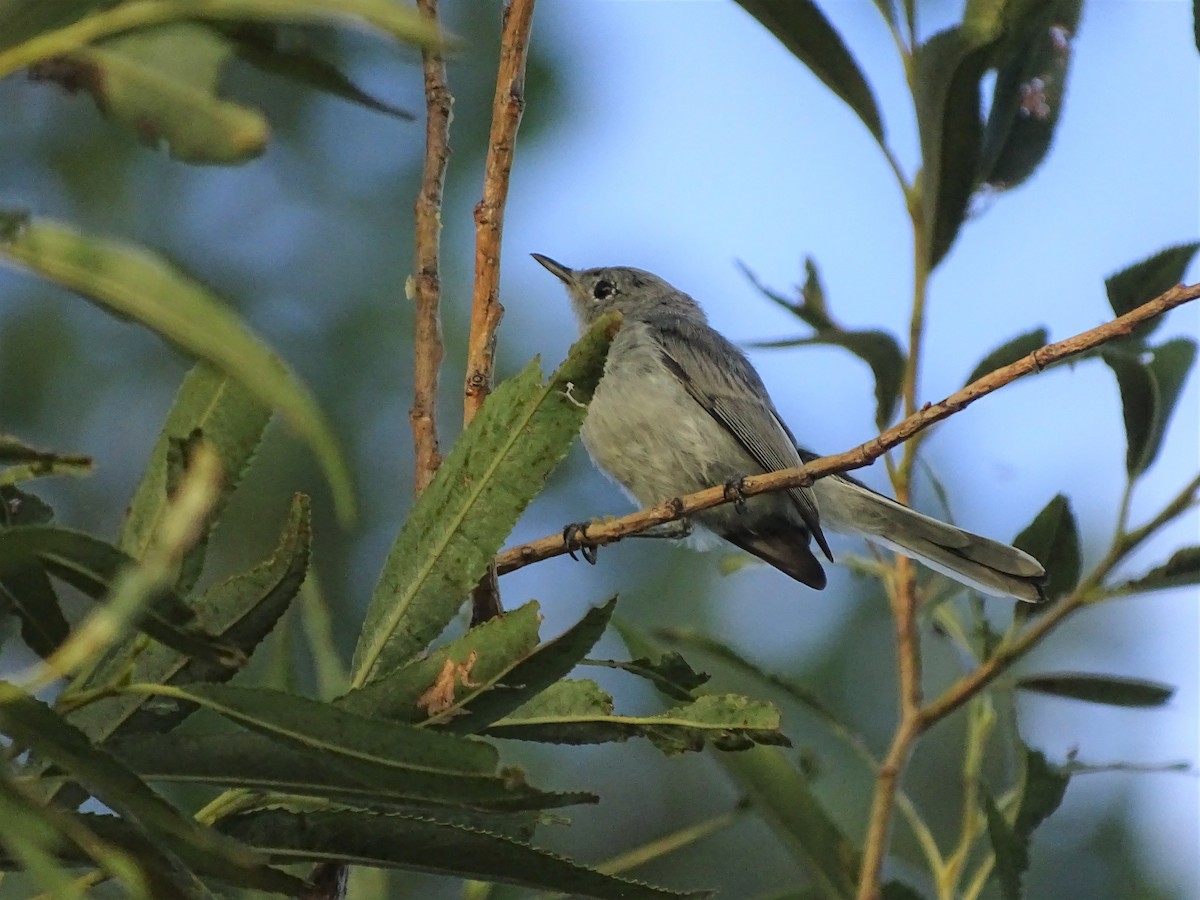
[{"x1": 533, "y1": 254, "x2": 1046, "y2": 602}]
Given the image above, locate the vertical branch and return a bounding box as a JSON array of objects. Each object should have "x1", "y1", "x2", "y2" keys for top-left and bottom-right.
[
  {"x1": 465, "y1": 0, "x2": 537, "y2": 625},
  {"x1": 409, "y1": 0, "x2": 453, "y2": 497}
]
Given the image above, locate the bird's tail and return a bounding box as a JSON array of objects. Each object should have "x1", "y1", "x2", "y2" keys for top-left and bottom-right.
[{"x1": 813, "y1": 475, "x2": 1046, "y2": 603}]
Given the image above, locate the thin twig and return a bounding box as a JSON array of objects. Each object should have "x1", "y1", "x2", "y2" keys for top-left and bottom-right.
[
  {"x1": 496, "y1": 282, "x2": 1200, "y2": 575},
  {"x1": 466, "y1": 0, "x2": 537, "y2": 624},
  {"x1": 409, "y1": 0, "x2": 452, "y2": 496}
]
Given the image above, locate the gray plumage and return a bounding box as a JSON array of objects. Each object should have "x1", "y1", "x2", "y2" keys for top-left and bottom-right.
[{"x1": 533, "y1": 254, "x2": 1046, "y2": 602}]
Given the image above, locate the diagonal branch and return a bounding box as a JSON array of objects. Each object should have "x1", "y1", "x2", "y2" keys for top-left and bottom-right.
[
  {"x1": 409, "y1": 0, "x2": 452, "y2": 497},
  {"x1": 496, "y1": 281, "x2": 1200, "y2": 575},
  {"x1": 466, "y1": 0, "x2": 537, "y2": 624}
]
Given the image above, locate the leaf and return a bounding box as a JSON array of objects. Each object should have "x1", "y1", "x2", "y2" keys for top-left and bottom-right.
[
  {"x1": 109, "y1": 731, "x2": 594, "y2": 814},
  {"x1": 734, "y1": 0, "x2": 885, "y2": 144},
  {"x1": 0, "y1": 484, "x2": 54, "y2": 526},
  {"x1": 584, "y1": 650, "x2": 710, "y2": 704},
  {"x1": 0, "y1": 0, "x2": 108, "y2": 55},
  {"x1": 915, "y1": 26, "x2": 1000, "y2": 267},
  {"x1": 1103, "y1": 339, "x2": 1197, "y2": 476},
  {"x1": 0, "y1": 489, "x2": 68, "y2": 656},
  {"x1": 338, "y1": 600, "x2": 544, "y2": 724},
  {"x1": 1105, "y1": 243, "x2": 1200, "y2": 340},
  {"x1": 984, "y1": 746, "x2": 1070, "y2": 900},
  {"x1": 979, "y1": 0, "x2": 1083, "y2": 189},
  {"x1": 1013, "y1": 494, "x2": 1079, "y2": 607},
  {"x1": 225, "y1": 23, "x2": 414, "y2": 119},
  {"x1": 30, "y1": 23, "x2": 269, "y2": 164},
  {"x1": 0, "y1": 434, "x2": 92, "y2": 484},
  {"x1": 0, "y1": 526, "x2": 238, "y2": 664},
  {"x1": 0, "y1": 215, "x2": 354, "y2": 522},
  {"x1": 217, "y1": 809, "x2": 711, "y2": 899},
  {"x1": 0, "y1": 681, "x2": 305, "y2": 895},
  {"x1": 1016, "y1": 673, "x2": 1175, "y2": 708},
  {"x1": 64, "y1": 494, "x2": 311, "y2": 744},
  {"x1": 965, "y1": 327, "x2": 1047, "y2": 385},
  {"x1": 350, "y1": 314, "x2": 618, "y2": 686},
  {"x1": 1119, "y1": 546, "x2": 1200, "y2": 594},
  {"x1": 485, "y1": 680, "x2": 789, "y2": 755},
  {"x1": 119, "y1": 362, "x2": 272, "y2": 588},
  {"x1": 743, "y1": 260, "x2": 905, "y2": 427}
]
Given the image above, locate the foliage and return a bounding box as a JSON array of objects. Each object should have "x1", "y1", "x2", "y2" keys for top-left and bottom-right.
[{"x1": 0, "y1": 1, "x2": 1196, "y2": 899}]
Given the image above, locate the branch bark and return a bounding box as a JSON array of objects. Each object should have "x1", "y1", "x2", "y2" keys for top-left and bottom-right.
[
  {"x1": 495, "y1": 281, "x2": 1200, "y2": 575},
  {"x1": 410, "y1": 0, "x2": 452, "y2": 496},
  {"x1": 466, "y1": 0, "x2": 537, "y2": 624}
]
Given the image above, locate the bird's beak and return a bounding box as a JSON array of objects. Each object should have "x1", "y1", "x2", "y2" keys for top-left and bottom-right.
[{"x1": 531, "y1": 253, "x2": 574, "y2": 285}]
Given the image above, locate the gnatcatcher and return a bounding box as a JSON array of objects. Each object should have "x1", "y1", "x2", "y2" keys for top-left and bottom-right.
[{"x1": 533, "y1": 254, "x2": 1046, "y2": 602}]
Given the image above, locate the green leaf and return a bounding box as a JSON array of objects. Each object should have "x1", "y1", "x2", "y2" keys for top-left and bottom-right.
[
  {"x1": 915, "y1": 26, "x2": 999, "y2": 267},
  {"x1": 64, "y1": 494, "x2": 311, "y2": 743},
  {"x1": 734, "y1": 0, "x2": 885, "y2": 144},
  {"x1": 1013, "y1": 494, "x2": 1079, "y2": 607},
  {"x1": 109, "y1": 731, "x2": 594, "y2": 814},
  {"x1": 744, "y1": 260, "x2": 905, "y2": 427},
  {"x1": 1016, "y1": 673, "x2": 1175, "y2": 708},
  {"x1": 1103, "y1": 339, "x2": 1197, "y2": 476},
  {"x1": 0, "y1": 554, "x2": 68, "y2": 658},
  {"x1": 965, "y1": 327, "x2": 1047, "y2": 385},
  {"x1": 225, "y1": 23, "x2": 414, "y2": 119},
  {"x1": 30, "y1": 23, "x2": 269, "y2": 164},
  {"x1": 0, "y1": 526, "x2": 238, "y2": 664},
  {"x1": 0, "y1": 215, "x2": 353, "y2": 522},
  {"x1": 983, "y1": 790, "x2": 1023, "y2": 900},
  {"x1": 584, "y1": 650, "x2": 710, "y2": 704},
  {"x1": 0, "y1": 0, "x2": 109, "y2": 55},
  {"x1": 1105, "y1": 243, "x2": 1200, "y2": 340},
  {"x1": 338, "y1": 600, "x2": 545, "y2": 723},
  {"x1": 119, "y1": 362, "x2": 272, "y2": 587},
  {"x1": 0, "y1": 681, "x2": 305, "y2": 895},
  {"x1": 984, "y1": 746, "x2": 1070, "y2": 900},
  {"x1": 218, "y1": 809, "x2": 710, "y2": 899},
  {"x1": 1119, "y1": 546, "x2": 1200, "y2": 594},
  {"x1": 486, "y1": 680, "x2": 789, "y2": 755},
  {"x1": 979, "y1": 0, "x2": 1083, "y2": 189},
  {"x1": 0, "y1": 484, "x2": 54, "y2": 526},
  {"x1": 350, "y1": 314, "x2": 618, "y2": 686}
]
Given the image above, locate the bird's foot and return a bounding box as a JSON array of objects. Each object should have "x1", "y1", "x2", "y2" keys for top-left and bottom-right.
[
  {"x1": 723, "y1": 476, "x2": 749, "y2": 515},
  {"x1": 562, "y1": 522, "x2": 600, "y2": 565}
]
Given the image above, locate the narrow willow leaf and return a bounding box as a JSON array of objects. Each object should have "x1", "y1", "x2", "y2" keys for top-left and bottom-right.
[
  {"x1": 584, "y1": 649, "x2": 709, "y2": 704},
  {"x1": 915, "y1": 26, "x2": 999, "y2": 267},
  {"x1": 351, "y1": 314, "x2": 618, "y2": 686},
  {"x1": 30, "y1": 23, "x2": 269, "y2": 164},
  {"x1": 0, "y1": 527, "x2": 237, "y2": 663},
  {"x1": 1119, "y1": 546, "x2": 1200, "y2": 594},
  {"x1": 743, "y1": 261, "x2": 904, "y2": 427},
  {"x1": 126, "y1": 683, "x2": 503, "y2": 780},
  {"x1": 0, "y1": 484, "x2": 54, "y2": 526},
  {"x1": 983, "y1": 790, "x2": 1023, "y2": 900},
  {"x1": 1105, "y1": 243, "x2": 1200, "y2": 340},
  {"x1": 339, "y1": 600, "x2": 544, "y2": 724},
  {"x1": 718, "y1": 748, "x2": 859, "y2": 899},
  {"x1": 0, "y1": 771, "x2": 88, "y2": 898},
  {"x1": 1013, "y1": 494, "x2": 1079, "y2": 608},
  {"x1": 979, "y1": 0, "x2": 1083, "y2": 189},
  {"x1": 447, "y1": 597, "x2": 620, "y2": 733},
  {"x1": 0, "y1": 559, "x2": 68, "y2": 659},
  {"x1": 217, "y1": 809, "x2": 710, "y2": 899},
  {"x1": 110, "y1": 731, "x2": 594, "y2": 813},
  {"x1": 65, "y1": 494, "x2": 311, "y2": 743},
  {"x1": 225, "y1": 24, "x2": 414, "y2": 119},
  {"x1": 734, "y1": 0, "x2": 885, "y2": 144},
  {"x1": 965, "y1": 327, "x2": 1048, "y2": 385},
  {"x1": 984, "y1": 746, "x2": 1070, "y2": 900},
  {"x1": 0, "y1": 681, "x2": 304, "y2": 895},
  {"x1": 1016, "y1": 673, "x2": 1175, "y2": 708},
  {"x1": 486, "y1": 680, "x2": 788, "y2": 755},
  {"x1": 0, "y1": 216, "x2": 353, "y2": 521}
]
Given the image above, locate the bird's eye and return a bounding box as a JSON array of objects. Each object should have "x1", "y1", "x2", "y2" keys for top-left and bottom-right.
[{"x1": 592, "y1": 280, "x2": 616, "y2": 301}]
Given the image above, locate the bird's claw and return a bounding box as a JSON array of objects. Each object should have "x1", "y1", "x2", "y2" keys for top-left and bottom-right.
[
  {"x1": 724, "y1": 476, "x2": 749, "y2": 515},
  {"x1": 562, "y1": 522, "x2": 599, "y2": 565}
]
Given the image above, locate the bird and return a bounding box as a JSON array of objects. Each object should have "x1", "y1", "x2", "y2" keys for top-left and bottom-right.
[{"x1": 533, "y1": 253, "x2": 1047, "y2": 602}]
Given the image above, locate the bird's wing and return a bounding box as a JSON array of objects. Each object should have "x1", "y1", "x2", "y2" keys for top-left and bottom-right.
[{"x1": 649, "y1": 315, "x2": 832, "y2": 560}]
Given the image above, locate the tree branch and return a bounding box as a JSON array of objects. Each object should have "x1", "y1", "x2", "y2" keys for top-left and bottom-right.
[
  {"x1": 495, "y1": 282, "x2": 1200, "y2": 575},
  {"x1": 409, "y1": 0, "x2": 452, "y2": 497},
  {"x1": 466, "y1": 0, "x2": 537, "y2": 624}
]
